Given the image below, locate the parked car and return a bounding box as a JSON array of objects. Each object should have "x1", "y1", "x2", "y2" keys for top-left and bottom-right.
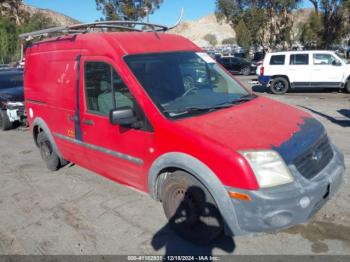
[
  {"x1": 258, "y1": 50, "x2": 350, "y2": 94},
  {"x1": 0, "y1": 70, "x2": 26, "y2": 130},
  {"x1": 23, "y1": 26, "x2": 344, "y2": 244},
  {"x1": 218, "y1": 56, "x2": 257, "y2": 75},
  {"x1": 0, "y1": 64, "x2": 12, "y2": 71},
  {"x1": 252, "y1": 51, "x2": 265, "y2": 66}
]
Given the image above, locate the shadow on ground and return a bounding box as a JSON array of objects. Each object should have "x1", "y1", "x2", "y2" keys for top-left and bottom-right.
[
  {"x1": 300, "y1": 106, "x2": 350, "y2": 128},
  {"x1": 151, "y1": 225, "x2": 235, "y2": 256},
  {"x1": 252, "y1": 84, "x2": 346, "y2": 95}
]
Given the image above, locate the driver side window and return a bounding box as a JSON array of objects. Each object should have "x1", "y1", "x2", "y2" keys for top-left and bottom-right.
[
  {"x1": 84, "y1": 61, "x2": 134, "y2": 116},
  {"x1": 313, "y1": 54, "x2": 336, "y2": 65}
]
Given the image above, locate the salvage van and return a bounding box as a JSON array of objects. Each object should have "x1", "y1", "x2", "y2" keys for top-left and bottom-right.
[{"x1": 21, "y1": 21, "x2": 345, "y2": 244}]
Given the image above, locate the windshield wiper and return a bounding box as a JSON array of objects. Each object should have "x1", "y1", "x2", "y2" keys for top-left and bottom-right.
[
  {"x1": 229, "y1": 94, "x2": 257, "y2": 103},
  {"x1": 164, "y1": 94, "x2": 257, "y2": 117},
  {"x1": 164, "y1": 104, "x2": 233, "y2": 116},
  {"x1": 215, "y1": 94, "x2": 257, "y2": 107}
]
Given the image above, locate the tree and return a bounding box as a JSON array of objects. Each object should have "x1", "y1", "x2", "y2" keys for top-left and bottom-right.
[
  {"x1": 235, "y1": 20, "x2": 251, "y2": 50},
  {"x1": 303, "y1": 1, "x2": 348, "y2": 48},
  {"x1": 308, "y1": 0, "x2": 319, "y2": 14},
  {"x1": 95, "y1": 0, "x2": 163, "y2": 21},
  {"x1": 215, "y1": 0, "x2": 302, "y2": 50},
  {"x1": 0, "y1": 18, "x2": 17, "y2": 63},
  {"x1": 319, "y1": 0, "x2": 345, "y2": 48},
  {"x1": 222, "y1": 37, "x2": 236, "y2": 45},
  {"x1": 19, "y1": 13, "x2": 56, "y2": 33},
  {"x1": 203, "y1": 33, "x2": 218, "y2": 46},
  {"x1": 0, "y1": 12, "x2": 56, "y2": 63},
  {"x1": 299, "y1": 11, "x2": 323, "y2": 49}
]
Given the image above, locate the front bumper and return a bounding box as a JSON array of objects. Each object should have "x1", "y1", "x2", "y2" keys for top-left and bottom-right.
[
  {"x1": 6, "y1": 101, "x2": 26, "y2": 123},
  {"x1": 227, "y1": 146, "x2": 345, "y2": 235}
]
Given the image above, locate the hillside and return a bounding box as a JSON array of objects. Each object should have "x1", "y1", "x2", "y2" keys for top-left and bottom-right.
[
  {"x1": 22, "y1": 4, "x2": 79, "y2": 26},
  {"x1": 170, "y1": 9, "x2": 314, "y2": 47},
  {"x1": 170, "y1": 14, "x2": 235, "y2": 47}
]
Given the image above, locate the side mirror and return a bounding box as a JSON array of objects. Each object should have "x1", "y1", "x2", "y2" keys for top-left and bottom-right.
[
  {"x1": 109, "y1": 107, "x2": 138, "y2": 127},
  {"x1": 332, "y1": 60, "x2": 342, "y2": 66}
]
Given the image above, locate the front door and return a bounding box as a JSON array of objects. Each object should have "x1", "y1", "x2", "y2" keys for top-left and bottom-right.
[
  {"x1": 311, "y1": 53, "x2": 343, "y2": 87},
  {"x1": 79, "y1": 57, "x2": 153, "y2": 190}
]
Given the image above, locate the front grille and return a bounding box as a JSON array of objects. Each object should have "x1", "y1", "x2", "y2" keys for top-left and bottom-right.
[{"x1": 293, "y1": 136, "x2": 333, "y2": 180}]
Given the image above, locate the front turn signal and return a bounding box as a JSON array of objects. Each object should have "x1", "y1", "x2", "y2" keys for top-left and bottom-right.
[{"x1": 228, "y1": 191, "x2": 251, "y2": 201}]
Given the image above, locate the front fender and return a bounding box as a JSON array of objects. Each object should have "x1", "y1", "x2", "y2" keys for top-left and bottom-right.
[{"x1": 148, "y1": 152, "x2": 243, "y2": 236}]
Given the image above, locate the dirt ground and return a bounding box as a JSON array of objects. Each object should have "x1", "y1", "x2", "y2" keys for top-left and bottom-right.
[{"x1": 0, "y1": 76, "x2": 349, "y2": 255}]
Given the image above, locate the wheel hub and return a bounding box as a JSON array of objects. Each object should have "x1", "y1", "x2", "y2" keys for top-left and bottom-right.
[
  {"x1": 41, "y1": 142, "x2": 51, "y2": 161},
  {"x1": 275, "y1": 81, "x2": 285, "y2": 91},
  {"x1": 172, "y1": 188, "x2": 200, "y2": 225}
]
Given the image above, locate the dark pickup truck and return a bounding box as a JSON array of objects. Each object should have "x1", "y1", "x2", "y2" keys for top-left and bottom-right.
[{"x1": 0, "y1": 70, "x2": 26, "y2": 130}]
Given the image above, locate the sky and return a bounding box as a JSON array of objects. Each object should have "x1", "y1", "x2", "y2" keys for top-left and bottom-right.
[
  {"x1": 24, "y1": 0, "x2": 313, "y2": 25},
  {"x1": 24, "y1": 0, "x2": 216, "y2": 25}
]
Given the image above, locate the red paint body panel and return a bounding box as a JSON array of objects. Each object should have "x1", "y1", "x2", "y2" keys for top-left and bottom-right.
[{"x1": 24, "y1": 32, "x2": 311, "y2": 192}]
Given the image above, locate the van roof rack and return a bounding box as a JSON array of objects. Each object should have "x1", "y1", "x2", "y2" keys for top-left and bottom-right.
[{"x1": 19, "y1": 8, "x2": 184, "y2": 42}]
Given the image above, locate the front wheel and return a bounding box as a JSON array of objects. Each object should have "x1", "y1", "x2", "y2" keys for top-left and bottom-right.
[
  {"x1": 270, "y1": 77, "x2": 289, "y2": 95},
  {"x1": 161, "y1": 171, "x2": 223, "y2": 244},
  {"x1": 241, "y1": 67, "x2": 251, "y2": 76}
]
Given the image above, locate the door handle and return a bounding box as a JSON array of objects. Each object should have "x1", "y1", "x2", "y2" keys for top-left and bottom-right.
[{"x1": 82, "y1": 119, "x2": 95, "y2": 126}]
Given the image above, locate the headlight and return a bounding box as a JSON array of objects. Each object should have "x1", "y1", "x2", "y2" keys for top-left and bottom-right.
[{"x1": 239, "y1": 150, "x2": 294, "y2": 188}]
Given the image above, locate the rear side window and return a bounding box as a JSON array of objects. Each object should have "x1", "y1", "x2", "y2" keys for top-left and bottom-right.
[
  {"x1": 270, "y1": 55, "x2": 285, "y2": 65},
  {"x1": 290, "y1": 54, "x2": 309, "y2": 65},
  {"x1": 84, "y1": 61, "x2": 134, "y2": 116}
]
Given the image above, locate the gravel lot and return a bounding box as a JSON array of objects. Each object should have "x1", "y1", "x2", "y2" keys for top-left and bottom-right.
[{"x1": 0, "y1": 75, "x2": 349, "y2": 255}]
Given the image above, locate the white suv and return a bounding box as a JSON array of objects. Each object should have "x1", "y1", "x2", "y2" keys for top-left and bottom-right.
[{"x1": 258, "y1": 50, "x2": 350, "y2": 94}]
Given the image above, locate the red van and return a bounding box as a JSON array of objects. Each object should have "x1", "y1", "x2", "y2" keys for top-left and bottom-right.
[{"x1": 22, "y1": 23, "x2": 345, "y2": 244}]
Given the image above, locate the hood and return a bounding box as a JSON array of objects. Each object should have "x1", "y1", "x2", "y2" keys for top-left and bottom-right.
[
  {"x1": 176, "y1": 96, "x2": 325, "y2": 164},
  {"x1": 344, "y1": 64, "x2": 350, "y2": 70},
  {"x1": 0, "y1": 86, "x2": 24, "y2": 102}
]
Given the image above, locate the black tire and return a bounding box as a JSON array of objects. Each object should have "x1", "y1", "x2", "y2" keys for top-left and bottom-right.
[
  {"x1": 0, "y1": 110, "x2": 13, "y2": 131},
  {"x1": 344, "y1": 81, "x2": 350, "y2": 93},
  {"x1": 270, "y1": 77, "x2": 289, "y2": 95},
  {"x1": 183, "y1": 75, "x2": 195, "y2": 90},
  {"x1": 241, "y1": 66, "x2": 251, "y2": 76},
  {"x1": 161, "y1": 171, "x2": 223, "y2": 244},
  {"x1": 37, "y1": 132, "x2": 61, "y2": 171}
]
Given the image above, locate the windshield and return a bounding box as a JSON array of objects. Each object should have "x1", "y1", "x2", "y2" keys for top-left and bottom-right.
[{"x1": 125, "y1": 52, "x2": 251, "y2": 119}]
